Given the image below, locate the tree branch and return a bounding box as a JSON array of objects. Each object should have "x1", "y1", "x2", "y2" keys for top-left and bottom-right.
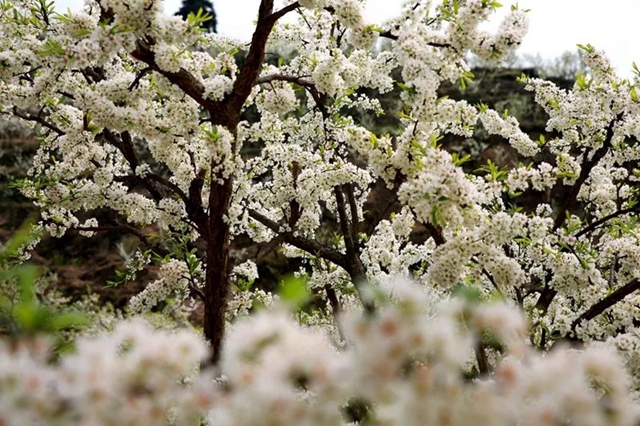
[
  {"x1": 254, "y1": 74, "x2": 314, "y2": 87},
  {"x1": 248, "y1": 208, "x2": 348, "y2": 270},
  {"x1": 344, "y1": 184, "x2": 360, "y2": 246},
  {"x1": 128, "y1": 66, "x2": 153, "y2": 91},
  {"x1": 475, "y1": 341, "x2": 490, "y2": 375},
  {"x1": 376, "y1": 2, "x2": 446, "y2": 45},
  {"x1": 570, "y1": 278, "x2": 640, "y2": 332},
  {"x1": 423, "y1": 222, "x2": 446, "y2": 246},
  {"x1": 144, "y1": 173, "x2": 190, "y2": 204},
  {"x1": 270, "y1": 2, "x2": 300, "y2": 23},
  {"x1": 73, "y1": 224, "x2": 150, "y2": 245},
  {"x1": 575, "y1": 205, "x2": 640, "y2": 238},
  {"x1": 12, "y1": 107, "x2": 63, "y2": 136},
  {"x1": 324, "y1": 284, "x2": 347, "y2": 344},
  {"x1": 553, "y1": 115, "x2": 620, "y2": 230},
  {"x1": 188, "y1": 283, "x2": 206, "y2": 301},
  {"x1": 130, "y1": 37, "x2": 233, "y2": 126},
  {"x1": 100, "y1": 129, "x2": 139, "y2": 171},
  {"x1": 254, "y1": 73, "x2": 330, "y2": 117},
  {"x1": 335, "y1": 186, "x2": 358, "y2": 265},
  {"x1": 378, "y1": 30, "x2": 451, "y2": 48},
  {"x1": 536, "y1": 114, "x2": 622, "y2": 315},
  {"x1": 335, "y1": 186, "x2": 373, "y2": 312},
  {"x1": 186, "y1": 168, "x2": 209, "y2": 235},
  {"x1": 228, "y1": 0, "x2": 288, "y2": 113},
  {"x1": 112, "y1": 174, "x2": 163, "y2": 202}
]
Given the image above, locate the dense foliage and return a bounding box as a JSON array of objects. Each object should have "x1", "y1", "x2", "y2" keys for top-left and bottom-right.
[{"x1": 1, "y1": 0, "x2": 640, "y2": 424}]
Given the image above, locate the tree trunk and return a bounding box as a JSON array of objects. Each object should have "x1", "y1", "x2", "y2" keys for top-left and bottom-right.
[{"x1": 203, "y1": 177, "x2": 233, "y2": 364}]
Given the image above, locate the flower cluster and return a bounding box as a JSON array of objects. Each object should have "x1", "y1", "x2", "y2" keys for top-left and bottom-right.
[
  {"x1": 213, "y1": 280, "x2": 638, "y2": 425},
  {"x1": 5, "y1": 280, "x2": 636, "y2": 425},
  {"x1": 399, "y1": 147, "x2": 484, "y2": 228},
  {"x1": 0, "y1": 320, "x2": 214, "y2": 425},
  {"x1": 130, "y1": 259, "x2": 198, "y2": 313}
]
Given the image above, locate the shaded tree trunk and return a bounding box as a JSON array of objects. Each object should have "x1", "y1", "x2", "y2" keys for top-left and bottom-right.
[{"x1": 204, "y1": 177, "x2": 233, "y2": 364}]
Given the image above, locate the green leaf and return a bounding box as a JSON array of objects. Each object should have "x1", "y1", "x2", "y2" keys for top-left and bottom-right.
[
  {"x1": 186, "y1": 7, "x2": 213, "y2": 31},
  {"x1": 631, "y1": 86, "x2": 639, "y2": 103},
  {"x1": 429, "y1": 132, "x2": 444, "y2": 148},
  {"x1": 452, "y1": 153, "x2": 471, "y2": 166},
  {"x1": 556, "y1": 171, "x2": 579, "y2": 179},
  {"x1": 453, "y1": 283, "x2": 483, "y2": 304},
  {"x1": 0, "y1": 225, "x2": 40, "y2": 262},
  {"x1": 363, "y1": 23, "x2": 384, "y2": 34},
  {"x1": 481, "y1": 0, "x2": 502, "y2": 9},
  {"x1": 396, "y1": 81, "x2": 414, "y2": 94},
  {"x1": 537, "y1": 134, "x2": 547, "y2": 147},
  {"x1": 430, "y1": 204, "x2": 446, "y2": 227},
  {"x1": 476, "y1": 102, "x2": 489, "y2": 113},
  {"x1": 50, "y1": 312, "x2": 88, "y2": 330},
  {"x1": 369, "y1": 133, "x2": 379, "y2": 148},
  {"x1": 476, "y1": 159, "x2": 508, "y2": 182},
  {"x1": 108, "y1": 23, "x2": 132, "y2": 36},
  {"x1": 577, "y1": 43, "x2": 595, "y2": 54},
  {"x1": 36, "y1": 39, "x2": 65, "y2": 57},
  {"x1": 458, "y1": 71, "x2": 474, "y2": 90},
  {"x1": 278, "y1": 276, "x2": 310, "y2": 309},
  {"x1": 576, "y1": 73, "x2": 592, "y2": 90},
  {"x1": 516, "y1": 73, "x2": 529, "y2": 85},
  {"x1": 547, "y1": 98, "x2": 560, "y2": 110}
]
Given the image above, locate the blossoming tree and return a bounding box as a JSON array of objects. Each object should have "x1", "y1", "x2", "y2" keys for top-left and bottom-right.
[{"x1": 2, "y1": 0, "x2": 640, "y2": 381}]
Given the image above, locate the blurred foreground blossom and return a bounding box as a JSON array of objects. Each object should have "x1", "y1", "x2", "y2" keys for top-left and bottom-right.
[{"x1": 1, "y1": 279, "x2": 637, "y2": 425}]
